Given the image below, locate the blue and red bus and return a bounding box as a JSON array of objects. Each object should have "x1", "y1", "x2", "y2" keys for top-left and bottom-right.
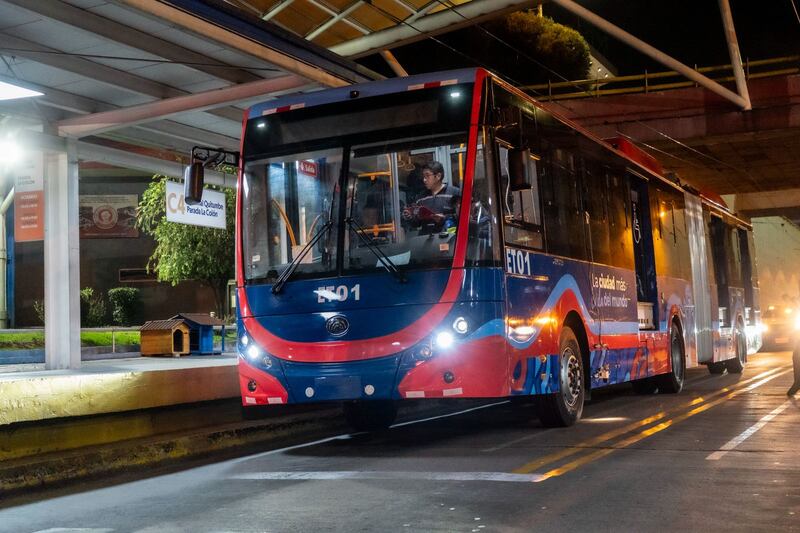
[{"x1": 227, "y1": 69, "x2": 761, "y2": 428}]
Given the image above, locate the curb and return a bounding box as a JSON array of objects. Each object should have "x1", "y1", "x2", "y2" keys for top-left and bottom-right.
[
  {"x1": 0, "y1": 399, "x2": 489, "y2": 496},
  {"x1": 0, "y1": 406, "x2": 344, "y2": 495}
]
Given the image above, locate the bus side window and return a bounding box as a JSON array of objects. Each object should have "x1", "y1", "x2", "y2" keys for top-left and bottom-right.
[
  {"x1": 584, "y1": 159, "x2": 611, "y2": 266},
  {"x1": 607, "y1": 170, "x2": 634, "y2": 269},
  {"x1": 541, "y1": 146, "x2": 587, "y2": 260}
]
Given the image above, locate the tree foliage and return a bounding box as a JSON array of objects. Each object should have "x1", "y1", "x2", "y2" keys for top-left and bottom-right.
[
  {"x1": 136, "y1": 176, "x2": 236, "y2": 316},
  {"x1": 482, "y1": 11, "x2": 591, "y2": 84},
  {"x1": 387, "y1": 10, "x2": 591, "y2": 86}
]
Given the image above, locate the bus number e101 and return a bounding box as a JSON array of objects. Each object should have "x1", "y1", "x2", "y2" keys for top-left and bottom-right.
[
  {"x1": 316, "y1": 284, "x2": 361, "y2": 303},
  {"x1": 505, "y1": 249, "x2": 532, "y2": 277}
]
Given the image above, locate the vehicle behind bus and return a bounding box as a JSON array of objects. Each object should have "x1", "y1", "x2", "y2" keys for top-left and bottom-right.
[{"x1": 232, "y1": 69, "x2": 761, "y2": 429}]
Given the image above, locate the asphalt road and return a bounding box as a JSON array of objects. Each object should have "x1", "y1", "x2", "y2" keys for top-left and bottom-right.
[{"x1": 1, "y1": 351, "x2": 798, "y2": 533}]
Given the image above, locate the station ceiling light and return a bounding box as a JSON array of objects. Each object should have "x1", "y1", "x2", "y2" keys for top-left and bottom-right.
[
  {"x1": 0, "y1": 80, "x2": 43, "y2": 101},
  {"x1": 0, "y1": 138, "x2": 23, "y2": 167}
]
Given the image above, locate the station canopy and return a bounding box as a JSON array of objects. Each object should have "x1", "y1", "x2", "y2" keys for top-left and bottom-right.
[{"x1": 0, "y1": 0, "x2": 530, "y2": 177}]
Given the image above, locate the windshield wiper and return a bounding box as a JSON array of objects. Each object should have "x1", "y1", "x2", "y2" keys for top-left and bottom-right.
[
  {"x1": 272, "y1": 221, "x2": 333, "y2": 294},
  {"x1": 345, "y1": 217, "x2": 406, "y2": 283}
]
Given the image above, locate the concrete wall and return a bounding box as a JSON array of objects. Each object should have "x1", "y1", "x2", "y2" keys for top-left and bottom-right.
[
  {"x1": 751, "y1": 216, "x2": 800, "y2": 306},
  {"x1": 12, "y1": 175, "x2": 220, "y2": 327}
]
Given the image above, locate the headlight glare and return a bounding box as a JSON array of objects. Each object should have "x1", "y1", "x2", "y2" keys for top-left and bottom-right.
[
  {"x1": 435, "y1": 331, "x2": 454, "y2": 349},
  {"x1": 246, "y1": 344, "x2": 261, "y2": 361}
]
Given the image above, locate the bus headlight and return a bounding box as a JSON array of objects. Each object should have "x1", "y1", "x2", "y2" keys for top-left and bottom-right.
[
  {"x1": 794, "y1": 316, "x2": 800, "y2": 331},
  {"x1": 452, "y1": 317, "x2": 469, "y2": 335},
  {"x1": 246, "y1": 344, "x2": 261, "y2": 362},
  {"x1": 240, "y1": 334, "x2": 250, "y2": 347},
  {"x1": 435, "y1": 331, "x2": 454, "y2": 349}
]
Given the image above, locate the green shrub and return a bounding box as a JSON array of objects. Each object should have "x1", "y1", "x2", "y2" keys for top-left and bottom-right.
[
  {"x1": 33, "y1": 300, "x2": 45, "y2": 325},
  {"x1": 80, "y1": 288, "x2": 107, "y2": 327},
  {"x1": 108, "y1": 287, "x2": 140, "y2": 326}
]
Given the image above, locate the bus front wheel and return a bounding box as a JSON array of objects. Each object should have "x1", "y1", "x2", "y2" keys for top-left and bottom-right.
[
  {"x1": 343, "y1": 400, "x2": 398, "y2": 432},
  {"x1": 536, "y1": 326, "x2": 585, "y2": 427}
]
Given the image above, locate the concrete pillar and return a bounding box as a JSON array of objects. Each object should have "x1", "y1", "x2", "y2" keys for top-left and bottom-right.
[{"x1": 44, "y1": 141, "x2": 80, "y2": 370}]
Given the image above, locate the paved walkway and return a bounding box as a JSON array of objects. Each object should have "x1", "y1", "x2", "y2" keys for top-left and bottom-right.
[{"x1": 0, "y1": 354, "x2": 240, "y2": 425}]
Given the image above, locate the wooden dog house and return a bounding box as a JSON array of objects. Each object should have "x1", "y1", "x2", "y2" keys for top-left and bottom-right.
[{"x1": 140, "y1": 319, "x2": 191, "y2": 357}]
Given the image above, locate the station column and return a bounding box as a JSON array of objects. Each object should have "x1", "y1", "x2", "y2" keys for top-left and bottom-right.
[{"x1": 43, "y1": 141, "x2": 81, "y2": 370}]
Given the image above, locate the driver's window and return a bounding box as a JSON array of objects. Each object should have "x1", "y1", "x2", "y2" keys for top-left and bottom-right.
[{"x1": 498, "y1": 145, "x2": 544, "y2": 250}]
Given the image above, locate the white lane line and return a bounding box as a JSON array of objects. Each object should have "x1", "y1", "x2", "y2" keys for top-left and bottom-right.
[
  {"x1": 32, "y1": 529, "x2": 114, "y2": 533},
  {"x1": 231, "y1": 470, "x2": 546, "y2": 483},
  {"x1": 706, "y1": 400, "x2": 793, "y2": 461},
  {"x1": 232, "y1": 401, "x2": 508, "y2": 463}
]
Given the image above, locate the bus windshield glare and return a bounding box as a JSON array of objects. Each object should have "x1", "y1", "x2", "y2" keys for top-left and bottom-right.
[{"x1": 241, "y1": 84, "x2": 474, "y2": 283}]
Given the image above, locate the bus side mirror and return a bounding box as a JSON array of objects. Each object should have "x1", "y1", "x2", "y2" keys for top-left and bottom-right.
[
  {"x1": 508, "y1": 148, "x2": 532, "y2": 191},
  {"x1": 184, "y1": 161, "x2": 205, "y2": 205}
]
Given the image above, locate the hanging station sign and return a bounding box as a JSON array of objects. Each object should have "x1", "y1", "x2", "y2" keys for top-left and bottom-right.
[{"x1": 165, "y1": 180, "x2": 226, "y2": 229}]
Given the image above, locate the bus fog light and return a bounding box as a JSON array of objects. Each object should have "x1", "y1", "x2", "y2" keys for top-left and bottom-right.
[
  {"x1": 435, "y1": 331, "x2": 454, "y2": 349},
  {"x1": 453, "y1": 317, "x2": 469, "y2": 335},
  {"x1": 443, "y1": 371, "x2": 455, "y2": 384},
  {"x1": 364, "y1": 384, "x2": 375, "y2": 396},
  {"x1": 247, "y1": 380, "x2": 257, "y2": 392}
]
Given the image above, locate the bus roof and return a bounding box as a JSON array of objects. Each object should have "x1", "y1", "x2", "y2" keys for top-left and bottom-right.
[
  {"x1": 247, "y1": 68, "x2": 480, "y2": 119},
  {"x1": 244, "y1": 68, "x2": 751, "y2": 229}
]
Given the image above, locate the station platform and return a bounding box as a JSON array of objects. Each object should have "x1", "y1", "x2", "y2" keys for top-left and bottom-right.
[{"x1": 0, "y1": 354, "x2": 240, "y2": 426}]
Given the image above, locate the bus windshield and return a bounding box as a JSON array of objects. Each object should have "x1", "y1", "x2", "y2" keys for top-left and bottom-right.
[
  {"x1": 241, "y1": 83, "x2": 474, "y2": 284},
  {"x1": 242, "y1": 136, "x2": 469, "y2": 283},
  {"x1": 345, "y1": 136, "x2": 467, "y2": 274}
]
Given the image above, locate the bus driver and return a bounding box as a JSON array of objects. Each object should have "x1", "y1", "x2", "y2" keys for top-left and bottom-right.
[{"x1": 403, "y1": 161, "x2": 461, "y2": 232}]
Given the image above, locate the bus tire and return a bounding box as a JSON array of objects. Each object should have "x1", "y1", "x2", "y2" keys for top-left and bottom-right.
[
  {"x1": 656, "y1": 324, "x2": 685, "y2": 393},
  {"x1": 707, "y1": 361, "x2": 727, "y2": 374},
  {"x1": 536, "y1": 326, "x2": 584, "y2": 427},
  {"x1": 631, "y1": 378, "x2": 658, "y2": 395},
  {"x1": 726, "y1": 326, "x2": 747, "y2": 374},
  {"x1": 343, "y1": 400, "x2": 398, "y2": 432}
]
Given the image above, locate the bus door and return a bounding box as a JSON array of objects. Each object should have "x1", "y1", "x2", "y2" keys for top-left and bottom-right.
[
  {"x1": 628, "y1": 172, "x2": 658, "y2": 334},
  {"x1": 583, "y1": 162, "x2": 639, "y2": 383},
  {"x1": 685, "y1": 194, "x2": 714, "y2": 363},
  {"x1": 738, "y1": 227, "x2": 757, "y2": 328},
  {"x1": 709, "y1": 215, "x2": 731, "y2": 334}
]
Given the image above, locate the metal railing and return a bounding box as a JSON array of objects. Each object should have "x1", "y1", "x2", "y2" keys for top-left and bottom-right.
[
  {"x1": 522, "y1": 56, "x2": 800, "y2": 100},
  {"x1": 0, "y1": 324, "x2": 237, "y2": 354}
]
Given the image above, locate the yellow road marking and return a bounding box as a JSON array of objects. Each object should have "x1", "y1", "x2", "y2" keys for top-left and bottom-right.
[
  {"x1": 512, "y1": 366, "x2": 785, "y2": 475},
  {"x1": 535, "y1": 368, "x2": 792, "y2": 481}
]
